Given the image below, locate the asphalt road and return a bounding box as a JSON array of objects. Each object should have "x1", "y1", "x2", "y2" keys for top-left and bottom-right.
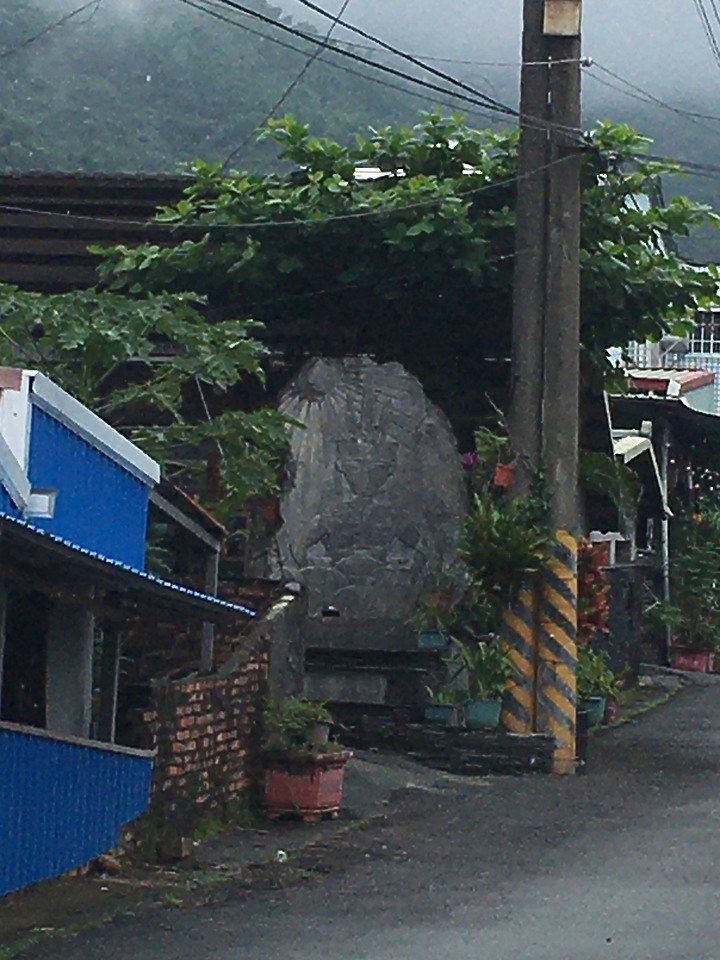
[{"x1": 24, "y1": 682, "x2": 720, "y2": 960}]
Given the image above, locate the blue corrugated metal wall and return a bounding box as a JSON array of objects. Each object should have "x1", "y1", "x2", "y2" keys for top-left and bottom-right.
[
  {"x1": 0, "y1": 486, "x2": 19, "y2": 518},
  {"x1": 0, "y1": 725, "x2": 153, "y2": 897},
  {"x1": 27, "y1": 407, "x2": 150, "y2": 569}
]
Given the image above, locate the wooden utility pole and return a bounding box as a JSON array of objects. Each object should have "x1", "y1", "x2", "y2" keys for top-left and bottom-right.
[
  {"x1": 507, "y1": 0, "x2": 582, "y2": 774},
  {"x1": 509, "y1": 0, "x2": 549, "y2": 487}
]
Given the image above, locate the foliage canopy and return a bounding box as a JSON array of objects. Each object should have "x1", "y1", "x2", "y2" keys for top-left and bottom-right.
[
  {"x1": 94, "y1": 114, "x2": 720, "y2": 434},
  {"x1": 2, "y1": 112, "x2": 718, "y2": 515}
]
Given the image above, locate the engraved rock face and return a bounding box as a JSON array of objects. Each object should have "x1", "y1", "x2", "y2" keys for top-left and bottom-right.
[{"x1": 275, "y1": 356, "x2": 467, "y2": 651}]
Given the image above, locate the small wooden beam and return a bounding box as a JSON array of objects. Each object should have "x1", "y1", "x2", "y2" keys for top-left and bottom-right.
[
  {"x1": 97, "y1": 626, "x2": 123, "y2": 743},
  {"x1": 149, "y1": 490, "x2": 223, "y2": 552},
  {"x1": 201, "y1": 551, "x2": 220, "y2": 673}
]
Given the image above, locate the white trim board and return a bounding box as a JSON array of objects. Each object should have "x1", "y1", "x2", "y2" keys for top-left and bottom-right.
[
  {"x1": 0, "y1": 433, "x2": 30, "y2": 510},
  {"x1": 30, "y1": 374, "x2": 160, "y2": 486},
  {"x1": 0, "y1": 369, "x2": 33, "y2": 471}
]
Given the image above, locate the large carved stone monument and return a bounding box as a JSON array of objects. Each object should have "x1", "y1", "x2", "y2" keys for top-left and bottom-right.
[{"x1": 275, "y1": 356, "x2": 467, "y2": 653}]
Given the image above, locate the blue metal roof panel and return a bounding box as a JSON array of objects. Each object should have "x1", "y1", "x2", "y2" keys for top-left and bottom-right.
[{"x1": 0, "y1": 511, "x2": 255, "y2": 617}]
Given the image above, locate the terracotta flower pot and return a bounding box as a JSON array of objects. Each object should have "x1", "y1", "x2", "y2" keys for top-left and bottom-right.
[
  {"x1": 493, "y1": 463, "x2": 516, "y2": 488},
  {"x1": 264, "y1": 750, "x2": 353, "y2": 821}
]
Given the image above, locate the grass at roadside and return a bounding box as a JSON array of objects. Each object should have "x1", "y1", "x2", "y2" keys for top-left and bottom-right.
[{"x1": 609, "y1": 681, "x2": 683, "y2": 728}]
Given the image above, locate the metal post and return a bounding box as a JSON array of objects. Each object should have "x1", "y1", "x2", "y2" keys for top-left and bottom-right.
[
  {"x1": 660, "y1": 426, "x2": 672, "y2": 663},
  {"x1": 201, "y1": 550, "x2": 220, "y2": 673}
]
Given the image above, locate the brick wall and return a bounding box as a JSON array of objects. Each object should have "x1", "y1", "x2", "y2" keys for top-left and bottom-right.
[
  {"x1": 127, "y1": 648, "x2": 268, "y2": 824},
  {"x1": 115, "y1": 587, "x2": 302, "y2": 827}
]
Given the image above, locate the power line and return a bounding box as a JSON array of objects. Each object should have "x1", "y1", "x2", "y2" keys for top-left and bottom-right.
[
  {"x1": 250, "y1": 247, "x2": 523, "y2": 311},
  {"x1": 589, "y1": 62, "x2": 720, "y2": 125},
  {"x1": 174, "y1": 0, "x2": 523, "y2": 126},
  {"x1": 223, "y1": 0, "x2": 353, "y2": 169},
  {"x1": 195, "y1": 0, "x2": 513, "y2": 117},
  {"x1": 285, "y1": 0, "x2": 520, "y2": 118},
  {"x1": 0, "y1": 153, "x2": 578, "y2": 232},
  {"x1": 583, "y1": 64, "x2": 720, "y2": 146},
  {"x1": 200, "y1": 0, "x2": 582, "y2": 138},
  {"x1": 175, "y1": 0, "x2": 526, "y2": 135},
  {"x1": 175, "y1": 0, "x2": 503, "y2": 126},
  {"x1": 181, "y1": 0, "x2": 585, "y2": 145},
  {"x1": 0, "y1": 0, "x2": 103, "y2": 59},
  {"x1": 692, "y1": 0, "x2": 720, "y2": 67}
]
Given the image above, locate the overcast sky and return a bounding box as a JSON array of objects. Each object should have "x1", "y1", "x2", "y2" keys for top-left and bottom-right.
[{"x1": 282, "y1": 0, "x2": 720, "y2": 104}]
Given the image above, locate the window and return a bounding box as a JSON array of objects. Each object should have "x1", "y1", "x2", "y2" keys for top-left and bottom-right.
[{"x1": 689, "y1": 311, "x2": 720, "y2": 354}]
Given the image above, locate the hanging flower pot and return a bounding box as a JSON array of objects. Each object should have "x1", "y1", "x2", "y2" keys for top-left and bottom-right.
[{"x1": 493, "y1": 463, "x2": 516, "y2": 488}]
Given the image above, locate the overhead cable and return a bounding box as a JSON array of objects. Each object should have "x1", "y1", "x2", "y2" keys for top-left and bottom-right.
[
  {"x1": 198, "y1": 0, "x2": 583, "y2": 138},
  {"x1": 692, "y1": 0, "x2": 720, "y2": 67},
  {"x1": 174, "y1": 0, "x2": 521, "y2": 123},
  {"x1": 223, "y1": 0, "x2": 353, "y2": 169},
  {"x1": 285, "y1": 0, "x2": 520, "y2": 116},
  {"x1": 589, "y1": 62, "x2": 720, "y2": 124},
  {"x1": 0, "y1": 0, "x2": 103, "y2": 58},
  {"x1": 176, "y1": 0, "x2": 529, "y2": 133},
  {"x1": 175, "y1": 0, "x2": 506, "y2": 124},
  {"x1": 0, "y1": 153, "x2": 579, "y2": 232}
]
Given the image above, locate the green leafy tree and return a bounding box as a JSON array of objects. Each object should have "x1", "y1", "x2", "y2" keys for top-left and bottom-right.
[
  {"x1": 2, "y1": 113, "x2": 717, "y2": 518},
  {"x1": 94, "y1": 114, "x2": 720, "y2": 436},
  {"x1": 0, "y1": 287, "x2": 289, "y2": 516}
]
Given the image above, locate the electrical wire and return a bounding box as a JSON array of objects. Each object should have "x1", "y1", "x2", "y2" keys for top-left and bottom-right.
[
  {"x1": 247, "y1": 247, "x2": 523, "y2": 311},
  {"x1": 176, "y1": 0, "x2": 522, "y2": 132},
  {"x1": 174, "y1": 0, "x2": 526, "y2": 129},
  {"x1": 223, "y1": 0, "x2": 353, "y2": 169},
  {"x1": 283, "y1": 0, "x2": 520, "y2": 118},
  {"x1": 692, "y1": 0, "x2": 720, "y2": 68},
  {"x1": 709, "y1": 0, "x2": 720, "y2": 29},
  {"x1": 180, "y1": 0, "x2": 511, "y2": 118},
  {"x1": 188, "y1": 0, "x2": 583, "y2": 139},
  {"x1": 583, "y1": 67, "x2": 720, "y2": 145},
  {"x1": 0, "y1": 153, "x2": 579, "y2": 232},
  {"x1": 0, "y1": 0, "x2": 103, "y2": 58},
  {"x1": 589, "y1": 62, "x2": 720, "y2": 125}
]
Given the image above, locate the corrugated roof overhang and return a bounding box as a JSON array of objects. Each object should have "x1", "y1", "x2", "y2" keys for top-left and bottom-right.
[{"x1": 0, "y1": 514, "x2": 254, "y2": 625}]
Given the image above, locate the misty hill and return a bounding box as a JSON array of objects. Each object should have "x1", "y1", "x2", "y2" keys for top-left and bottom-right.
[
  {"x1": 0, "y1": 0, "x2": 430, "y2": 173},
  {"x1": 3, "y1": 0, "x2": 720, "y2": 259}
]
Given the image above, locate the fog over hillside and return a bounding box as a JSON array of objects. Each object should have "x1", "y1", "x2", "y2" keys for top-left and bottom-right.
[{"x1": 5, "y1": 1, "x2": 720, "y2": 256}]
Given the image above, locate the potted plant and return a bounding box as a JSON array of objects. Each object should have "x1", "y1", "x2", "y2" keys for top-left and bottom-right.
[
  {"x1": 412, "y1": 571, "x2": 456, "y2": 650},
  {"x1": 647, "y1": 511, "x2": 720, "y2": 671},
  {"x1": 262, "y1": 697, "x2": 352, "y2": 821},
  {"x1": 577, "y1": 646, "x2": 620, "y2": 727},
  {"x1": 423, "y1": 687, "x2": 461, "y2": 726},
  {"x1": 451, "y1": 636, "x2": 513, "y2": 729}
]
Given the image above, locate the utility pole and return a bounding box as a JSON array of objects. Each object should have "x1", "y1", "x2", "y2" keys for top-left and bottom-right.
[
  {"x1": 507, "y1": 0, "x2": 582, "y2": 774},
  {"x1": 503, "y1": 0, "x2": 549, "y2": 738},
  {"x1": 509, "y1": 0, "x2": 549, "y2": 486},
  {"x1": 538, "y1": 0, "x2": 582, "y2": 776}
]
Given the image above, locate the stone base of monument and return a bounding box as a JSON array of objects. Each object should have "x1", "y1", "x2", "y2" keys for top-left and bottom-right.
[
  {"x1": 396, "y1": 726, "x2": 556, "y2": 776},
  {"x1": 325, "y1": 702, "x2": 555, "y2": 777}
]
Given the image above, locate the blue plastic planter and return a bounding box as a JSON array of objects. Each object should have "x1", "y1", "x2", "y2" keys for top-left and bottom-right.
[
  {"x1": 418, "y1": 629, "x2": 447, "y2": 650},
  {"x1": 581, "y1": 696, "x2": 606, "y2": 727},
  {"x1": 423, "y1": 703, "x2": 457, "y2": 726},
  {"x1": 464, "y1": 699, "x2": 502, "y2": 729}
]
